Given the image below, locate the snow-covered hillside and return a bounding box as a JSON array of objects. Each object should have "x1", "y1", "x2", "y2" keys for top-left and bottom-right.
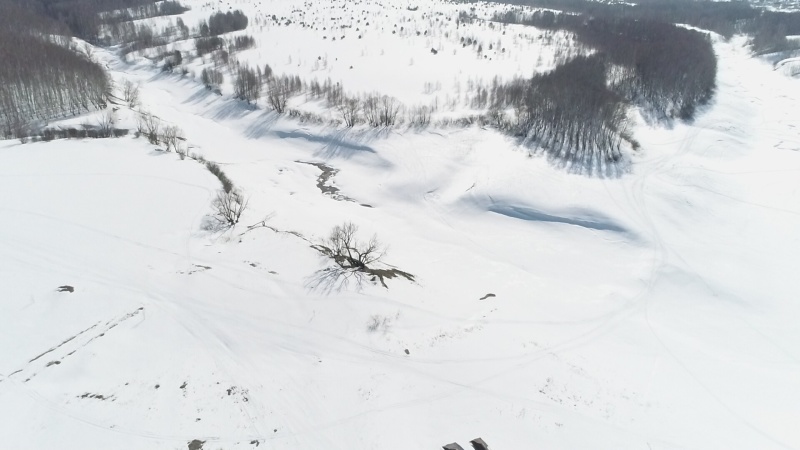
[{"x1": 1, "y1": 3, "x2": 799, "y2": 449}]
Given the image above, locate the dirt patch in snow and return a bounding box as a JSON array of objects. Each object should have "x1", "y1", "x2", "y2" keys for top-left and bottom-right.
[{"x1": 296, "y1": 161, "x2": 372, "y2": 207}]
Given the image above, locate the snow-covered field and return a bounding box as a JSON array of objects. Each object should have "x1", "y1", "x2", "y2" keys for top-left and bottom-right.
[
  {"x1": 129, "y1": 0, "x2": 582, "y2": 111},
  {"x1": 1, "y1": 2, "x2": 800, "y2": 448}
]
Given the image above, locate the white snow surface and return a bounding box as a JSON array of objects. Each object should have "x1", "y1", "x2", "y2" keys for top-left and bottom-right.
[{"x1": 1, "y1": 15, "x2": 800, "y2": 450}]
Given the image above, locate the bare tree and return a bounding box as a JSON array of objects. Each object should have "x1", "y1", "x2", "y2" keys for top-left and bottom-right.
[
  {"x1": 234, "y1": 65, "x2": 260, "y2": 103},
  {"x1": 122, "y1": 80, "x2": 140, "y2": 108},
  {"x1": 11, "y1": 116, "x2": 29, "y2": 143},
  {"x1": 266, "y1": 80, "x2": 289, "y2": 113},
  {"x1": 137, "y1": 111, "x2": 161, "y2": 145},
  {"x1": 363, "y1": 95, "x2": 380, "y2": 127},
  {"x1": 201, "y1": 67, "x2": 223, "y2": 89},
  {"x1": 211, "y1": 189, "x2": 248, "y2": 228},
  {"x1": 161, "y1": 124, "x2": 182, "y2": 152},
  {"x1": 338, "y1": 97, "x2": 360, "y2": 127},
  {"x1": 379, "y1": 96, "x2": 402, "y2": 126},
  {"x1": 176, "y1": 145, "x2": 188, "y2": 160},
  {"x1": 308, "y1": 222, "x2": 413, "y2": 292},
  {"x1": 407, "y1": 105, "x2": 431, "y2": 128},
  {"x1": 321, "y1": 222, "x2": 384, "y2": 270},
  {"x1": 363, "y1": 94, "x2": 402, "y2": 127},
  {"x1": 97, "y1": 110, "x2": 114, "y2": 137}
]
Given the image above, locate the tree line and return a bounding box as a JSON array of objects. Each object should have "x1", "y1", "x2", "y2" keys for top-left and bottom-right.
[
  {"x1": 103, "y1": 1, "x2": 188, "y2": 24},
  {"x1": 490, "y1": 55, "x2": 629, "y2": 166},
  {"x1": 493, "y1": 11, "x2": 717, "y2": 121},
  {"x1": 31, "y1": 0, "x2": 175, "y2": 43},
  {"x1": 200, "y1": 10, "x2": 249, "y2": 37}
]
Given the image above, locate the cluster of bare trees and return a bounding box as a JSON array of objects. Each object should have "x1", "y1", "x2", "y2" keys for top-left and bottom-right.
[
  {"x1": 265, "y1": 76, "x2": 428, "y2": 128},
  {"x1": 234, "y1": 66, "x2": 261, "y2": 104},
  {"x1": 0, "y1": 18, "x2": 109, "y2": 138},
  {"x1": 748, "y1": 12, "x2": 800, "y2": 53},
  {"x1": 195, "y1": 36, "x2": 224, "y2": 57},
  {"x1": 116, "y1": 22, "x2": 173, "y2": 53},
  {"x1": 135, "y1": 111, "x2": 184, "y2": 153},
  {"x1": 20, "y1": 0, "x2": 181, "y2": 44},
  {"x1": 200, "y1": 10, "x2": 249, "y2": 37},
  {"x1": 266, "y1": 81, "x2": 290, "y2": 113},
  {"x1": 232, "y1": 66, "x2": 305, "y2": 110},
  {"x1": 308, "y1": 78, "x2": 343, "y2": 105},
  {"x1": 195, "y1": 34, "x2": 253, "y2": 66},
  {"x1": 201, "y1": 68, "x2": 224, "y2": 90},
  {"x1": 104, "y1": 1, "x2": 188, "y2": 24},
  {"x1": 231, "y1": 35, "x2": 256, "y2": 51},
  {"x1": 332, "y1": 94, "x2": 403, "y2": 128},
  {"x1": 490, "y1": 55, "x2": 628, "y2": 164},
  {"x1": 122, "y1": 80, "x2": 140, "y2": 107},
  {"x1": 362, "y1": 95, "x2": 402, "y2": 127},
  {"x1": 38, "y1": 125, "x2": 129, "y2": 142}
]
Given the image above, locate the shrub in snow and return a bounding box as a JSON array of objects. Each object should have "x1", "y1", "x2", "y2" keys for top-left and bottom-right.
[
  {"x1": 161, "y1": 125, "x2": 183, "y2": 152},
  {"x1": 310, "y1": 223, "x2": 414, "y2": 292},
  {"x1": 322, "y1": 222, "x2": 385, "y2": 270},
  {"x1": 205, "y1": 162, "x2": 234, "y2": 193},
  {"x1": 210, "y1": 190, "x2": 248, "y2": 229}
]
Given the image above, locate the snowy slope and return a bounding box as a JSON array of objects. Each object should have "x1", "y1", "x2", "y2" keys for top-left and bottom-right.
[{"x1": 1, "y1": 18, "x2": 799, "y2": 450}]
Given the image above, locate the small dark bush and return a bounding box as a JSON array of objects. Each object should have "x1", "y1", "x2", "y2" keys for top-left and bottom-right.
[{"x1": 206, "y1": 161, "x2": 234, "y2": 193}]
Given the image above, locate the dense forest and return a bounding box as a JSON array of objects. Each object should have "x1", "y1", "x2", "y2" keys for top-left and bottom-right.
[
  {"x1": 493, "y1": 11, "x2": 717, "y2": 120},
  {"x1": 492, "y1": 55, "x2": 630, "y2": 165},
  {"x1": 477, "y1": 9, "x2": 718, "y2": 168}
]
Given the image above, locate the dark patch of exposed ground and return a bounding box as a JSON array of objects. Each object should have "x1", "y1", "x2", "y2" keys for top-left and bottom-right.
[{"x1": 296, "y1": 161, "x2": 372, "y2": 207}]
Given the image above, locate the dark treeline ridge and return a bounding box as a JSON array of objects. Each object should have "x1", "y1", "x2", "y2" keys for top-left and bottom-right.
[
  {"x1": 200, "y1": 10, "x2": 249, "y2": 37},
  {"x1": 195, "y1": 36, "x2": 226, "y2": 57},
  {"x1": 0, "y1": 0, "x2": 110, "y2": 138},
  {"x1": 486, "y1": 0, "x2": 800, "y2": 53},
  {"x1": 38, "y1": 126, "x2": 129, "y2": 141},
  {"x1": 494, "y1": 11, "x2": 716, "y2": 120},
  {"x1": 480, "y1": 10, "x2": 718, "y2": 170},
  {"x1": 24, "y1": 0, "x2": 184, "y2": 43},
  {"x1": 103, "y1": 1, "x2": 188, "y2": 24}
]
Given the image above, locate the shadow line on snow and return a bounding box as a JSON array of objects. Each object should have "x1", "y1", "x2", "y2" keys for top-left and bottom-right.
[
  {"x1": 276, "y1": 129, "x2": 375, "y2": 155},
  {"x1": 487, "y1": 202, "x2": 632, "y2": 235}
]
